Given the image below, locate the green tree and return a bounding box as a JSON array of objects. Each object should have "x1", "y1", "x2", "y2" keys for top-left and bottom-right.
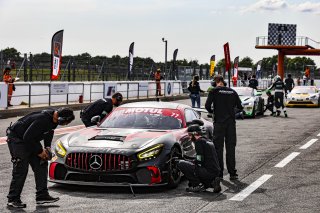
[
  {"x1": 239, "y1": 57, "x2": 253, "y2": 68},
  {"x1": 2, "y1": 47, "x2": 21, "y2": 61}
]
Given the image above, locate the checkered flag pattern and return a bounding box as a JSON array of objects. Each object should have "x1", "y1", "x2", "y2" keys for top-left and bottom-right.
[{"x1": 268, "y1": 23, "x2": 296, "y2": 46}]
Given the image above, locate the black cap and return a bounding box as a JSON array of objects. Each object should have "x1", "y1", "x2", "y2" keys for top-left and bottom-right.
[{"x1": 187, "y1": 124, "x2": 202, "y2": 133}]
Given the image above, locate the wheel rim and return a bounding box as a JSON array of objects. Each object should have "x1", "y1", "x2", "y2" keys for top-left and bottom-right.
[{"x1": 169, "y1": 148, "x2": 181, "y2": 182}]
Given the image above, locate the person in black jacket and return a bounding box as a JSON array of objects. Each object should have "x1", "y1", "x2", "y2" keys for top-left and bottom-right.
[
  {"x1": 264, "y1": 90, "x2": 275, "y2": 116},
  {"x1": 177, "y1": 124, "x2": 221, "y2": 193},
  {"x1": 205, "y1": 75, "x2": 243, "y2": 180},
  {"x1": 188, "y1": 75, "x2": 204, "y2": 108},
  {"x1": 248, "y1": 74, "x2": 258, "y2": 90},
  {"x1": 6, "y1": 107, "x2": 75, "y2": 208},
  {"x1": 80, "y1": 92, "x2": 123, "y2": 127},
  {"x1": 285, "y1": 74, "x2": 295, "y2": 93}
]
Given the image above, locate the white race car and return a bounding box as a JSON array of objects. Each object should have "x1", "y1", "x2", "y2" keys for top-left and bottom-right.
[
  {"x1": 233, "y1": 87, "x2": 264, "y2": 117},
  {"x1": 286, "y1": 86, "x2": 320, "y2": 107}
]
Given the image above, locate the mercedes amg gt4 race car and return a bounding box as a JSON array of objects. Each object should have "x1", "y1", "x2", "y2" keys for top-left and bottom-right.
[{"x1": 49, "y1": 102, "x2": 213, "y2": 188}]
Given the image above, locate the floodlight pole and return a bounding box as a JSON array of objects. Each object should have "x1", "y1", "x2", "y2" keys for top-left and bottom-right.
[{"x1": 162, "y1": 38, "x2": 167, "y2": 79}]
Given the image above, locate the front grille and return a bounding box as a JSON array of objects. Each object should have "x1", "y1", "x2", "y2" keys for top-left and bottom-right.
[
  {"x1": 288, "y1": 101, "x2": 314, "y2": 105},
  {"x1": 66, "y1": 173, "x2": 136, "y2": 184},
  {"x1": 65, "y1": 153, "x2": 132, "y2": 172}
]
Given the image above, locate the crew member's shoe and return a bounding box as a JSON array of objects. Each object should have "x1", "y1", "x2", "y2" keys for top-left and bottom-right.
[
  {"x1": 284, "y1": 111, "x2": 288, "y2": 117},
  {"x1": 276, "y1": 111, "x2": 281, "y2": 117},
  {"x1": 36, "y1": 195, "x2": 60, "y2": 204},
  {"x1": 230, "y1": 174, "x2": 239, "y2": 181},
  {"x1": 186, "y1": 183, "x2": 206, "y2": 192},
  {"x1": 212, "y1": 177, "x2": 222, "y2": 193},
  {"x1": 7, "y1": 199, "x2": 27, "y2": 208}
]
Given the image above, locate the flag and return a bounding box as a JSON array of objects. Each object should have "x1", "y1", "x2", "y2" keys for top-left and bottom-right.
[
  {"x1": 223, "y1": 43, "x2": 231, "y2": 72},
  {"x1": 233, "y1": 56, "x2": 239, "y2": 78},
  {"x1": 128, "y1": 42, "x2": 134, "y2": 80},
  {"x1": 172, "y1": 49, "x2": 178, "y2": 80},
  {"x1": 209, "y1": 55, "x2": 215, "y2": 77},
  {"x1": 51, "y1": 30, "x2": 64, "y2": 80}
]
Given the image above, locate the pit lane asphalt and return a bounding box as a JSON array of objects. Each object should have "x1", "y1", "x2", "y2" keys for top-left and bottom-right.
[{"x1": 0, "y1": 98, "x2": 319, "y2": 212}]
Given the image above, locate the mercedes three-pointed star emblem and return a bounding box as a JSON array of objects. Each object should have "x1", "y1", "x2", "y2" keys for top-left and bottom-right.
[{"x1": 89, "y1": 155, "x2": 103, "y2": 170}]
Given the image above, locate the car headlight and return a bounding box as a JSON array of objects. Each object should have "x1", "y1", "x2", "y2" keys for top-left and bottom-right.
[
  {"x1": 55, "y1": 140, "x2": 67, "y2": 158},
  {"x1": 137, "y1": 144, "x2": 164, "y2": 161},
  {"x1": 310, "y1": 95, "x2": 317, "y2": 99},
  {"x1": 242, "y1": 102, "x2": 252, "y2": 106}
]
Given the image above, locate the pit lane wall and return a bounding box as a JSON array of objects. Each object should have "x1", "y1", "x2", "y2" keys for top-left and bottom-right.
[{"x1": 1, "y1": 79, "x2": 319, "y2": 109}]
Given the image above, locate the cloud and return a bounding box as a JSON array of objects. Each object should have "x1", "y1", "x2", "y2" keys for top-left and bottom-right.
[
  {"x1": 291, "y1": 1, "x2": 320, "y2": 14},
  {"x1": 241, "y1": 0, "x2": 287, "y2": 13}
]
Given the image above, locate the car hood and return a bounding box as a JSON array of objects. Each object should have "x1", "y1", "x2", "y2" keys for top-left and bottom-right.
[
  {"x1": 289, "y1": 93, "x2": 317, "y2": 98},
  {"x1": 66, "y1": 127, "x2": 174, "y2": 149},
  {"x1": 240, "y1": 96, "x2": 253, "y2": 103}
]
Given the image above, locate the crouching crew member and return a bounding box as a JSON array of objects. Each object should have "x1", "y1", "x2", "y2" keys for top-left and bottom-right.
[
  {"x1": 205, "y1": 75, "x2": 243, "y2": 180},
  {"x1": 177, "y1": 124, "x2": 221, "y2": 193},
  {"x1": 80, "y1": 92, "x2": 123, "y2": 127},
  {"x1": 6, "y1": 107, "x2": 75, "y2": 208},
  {"x1": 264, "y1": 90, "x2": 275, "y2": 116},
  {"x1": 268, "y1": 75, "x2": 288, "y2": 117}
]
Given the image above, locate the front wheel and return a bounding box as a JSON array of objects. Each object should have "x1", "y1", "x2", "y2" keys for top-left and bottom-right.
[{"x1": 167, "y1": 147, "x2": 182, "y2": 188}]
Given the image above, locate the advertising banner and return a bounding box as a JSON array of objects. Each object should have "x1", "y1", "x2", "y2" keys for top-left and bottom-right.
[
  {"x1": 128, "y1": 42, "x2": 134, "y2": 80},
  {"x1": 104, "y1": 83, "x2": 117, "y2": 98},
  {"x1": 50, "y1": 83, "x2": 69, "y2": 95},
  {"x1": 51, "y1": 30, "x2": 64, "y2": 80},
  {"x1": 209, "y1": 55, "x2": 215, "y2": 77},
  {"x1": 0, "y1": 83, "x2": 8, "y2": 108},
  {"x1": 165, "y1": 81, "x2": 173, "y2": 96}
]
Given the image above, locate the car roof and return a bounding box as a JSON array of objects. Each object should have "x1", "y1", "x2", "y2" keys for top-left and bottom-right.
[
  {"x1": 293, "y1": 86, "x2": 317, "y2": 89},
  {"x1": 119, "y1": 101, "x2": 190, "y2": 109}
]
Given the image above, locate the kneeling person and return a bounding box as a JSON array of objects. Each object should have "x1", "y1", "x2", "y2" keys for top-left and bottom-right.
[{"x1": 177, "y1": 124, "x2": 221, "y2": 193}]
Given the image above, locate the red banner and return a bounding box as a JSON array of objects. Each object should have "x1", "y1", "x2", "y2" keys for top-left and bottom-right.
[
  {"x1": 51, "y1": 30, "x2": 64, "y2": 80},
  {"x1": 223, "y1": 42, "x2": 231, "y2": 72}
]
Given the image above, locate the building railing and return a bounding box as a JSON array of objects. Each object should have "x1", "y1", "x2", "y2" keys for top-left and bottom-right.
[{"x1": 256, "y1": 36, "x2": 320, "y2": 49}]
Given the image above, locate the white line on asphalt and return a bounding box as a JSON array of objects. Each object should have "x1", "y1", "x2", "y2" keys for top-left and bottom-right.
[
  {"x1": 229, "y1": 174, "x2": 273, "y2": 201},
  {"x1": 274, "y1": 152, "x2": 300, "y2": 168},
  {"x1": 317, "y1": 133, "x2": 320, "y2": 137},
  {"x1": 300, "y1": 138, "x2": 318, "y2": 149}
]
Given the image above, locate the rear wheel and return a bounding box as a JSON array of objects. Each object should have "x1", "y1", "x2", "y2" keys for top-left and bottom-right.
[
  {"x1": 252, "y1": 104, "x2": 256, "y2": 118},
  {"x1": 167, "y1": 147, "x2": 182, "y2": 188}
]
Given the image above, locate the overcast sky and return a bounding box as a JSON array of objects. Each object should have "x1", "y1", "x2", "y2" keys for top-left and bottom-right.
[{"x1": 1, "y1": 0, "x2": 320, "y2": 66}]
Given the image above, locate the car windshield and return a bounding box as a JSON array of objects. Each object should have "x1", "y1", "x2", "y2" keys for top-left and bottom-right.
[
  {"x1": 100, "y1": 107, "x2": 183, "y2": 129},
  {"x1": 291, "y1": 87, "x2": 316, "y2": 94},
  {"x1": 233, "y1": 87, "x2": 253, "y2": 96}
]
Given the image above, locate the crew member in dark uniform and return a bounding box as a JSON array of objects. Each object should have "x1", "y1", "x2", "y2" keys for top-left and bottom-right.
[
  {"x1": 248, "y1": 74, "x2": 258, "y2": 90},
  {"x1": 205, "y1": 75, "x2": 243, "y2": 180},
  {"x1": 285, "y1": 74, "x2": 295, "y2": 93},
  {"x1": 264, "y1": 90, "x2": 275, "y2": 116},
  {"x1": 268, "y1": 75, "x2": 288, "y2": 117},
  {"x1": 80, "y1": 92, "x2": 123, "y2": 127},
  {"x1": 6, "y1": 107, "x2": 75, "y2": 208},
  {"x1": 177, "y1": 124, "x2": 221, "y2": 193}
]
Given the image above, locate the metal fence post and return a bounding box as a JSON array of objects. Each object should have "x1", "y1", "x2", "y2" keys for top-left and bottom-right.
[
  {"x1": 137, "y1": 83, "x2": 139, "y2": 99},
  {"x1": 90, "y1": 83, "x2": 92, "y2": 102},
  {"x1": 147, "y1": 82, "x2": 149, "y2": 98},
  {"x1": 66, "y1": 83, "x2": 69, "y2": 105},
  {"x1": 29, "y1": 53, "x2": 33, "y2": 82},
  {"x1": 28, "y1": 83, "x2": 31, "y2": 107},
  {"x1": 49, "y1": 83, "x2": 51, "y2": 106},
  {"x1": 127, "y1": 83, "x2": 129, "y2": 100},
  {"x1": 24, "y1": 53, "x2": 28, "y2": 81}
]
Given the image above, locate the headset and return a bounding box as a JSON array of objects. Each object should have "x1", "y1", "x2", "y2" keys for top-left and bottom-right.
[{"x1": 113, "y1": 93, "x2": 123, "y2": 102}]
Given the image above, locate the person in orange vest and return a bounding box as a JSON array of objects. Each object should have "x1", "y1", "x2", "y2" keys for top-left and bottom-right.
[
  {"x1": 155, "y1": 68, "x2": 163, "y2": 96},
  {"x1": 3, "y1": 67, "x2": 16, "y2": 107},
  {"x1": 232, "y1": 76, "x2": 237, "y2": 87}
]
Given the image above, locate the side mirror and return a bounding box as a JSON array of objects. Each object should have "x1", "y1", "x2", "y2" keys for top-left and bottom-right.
[{"x1": 91, "y1": 115, "x2": 101, "y2": 125}]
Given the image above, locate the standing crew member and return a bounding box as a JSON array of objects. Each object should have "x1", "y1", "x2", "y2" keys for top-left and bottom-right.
[
  {"x1": 155, "y1": 68, "x2": 163, "y2": 96},
  {"x1": 205, "y1": 75, "x2": 243, "y2": 180},
  {"x1": 3, "y1": 67, "x2": 16, "y2": 107},
  {"x1": 6, "y1": 107, "x2": 75, "y2": 208},
  {"x1": 188, "y1": 75, "x2": 204, "y2": 108},
  {"x1": 248, "y1": 74, "x2": 258, "y2": 90},
  {"x1": 264, "y1": 90, "x2": 275, "y2": 116},
  {"x1": 268, "y1": 75, "x2": 288, "y2": 117},
  {"x1": 177, "y1": 124, "x2": 221, "y2": 193},
  {"x1": 80, "y1": 92, "x2": 123, "y2": 127},
  {"x1": 285, "y1": 74, "x2": 295, "y2": 93}
]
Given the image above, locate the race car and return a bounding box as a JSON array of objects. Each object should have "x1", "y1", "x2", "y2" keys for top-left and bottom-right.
[
  {"x1": 286, "y1": 86, "x2": 320, "y2": 107},
  {"x1": 49, "y1": 102, "x2": 213, "y2": 188},
  {"x1": 233, "y1": 87, "x2": 264, "y2": 117}
]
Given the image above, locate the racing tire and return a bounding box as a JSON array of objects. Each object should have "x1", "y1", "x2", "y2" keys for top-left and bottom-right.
[
  {"x1": 167, "y1": 147, "x2": 182, "y2": 189},
  {"x1": 257, "y1": 100, "x2": 264, "y2": 116},
  {"x1": 251, "y1": 104, "x2": 256, "y2": 118},
  {"x1": 318, "y1": 98, "x2": 320, "y2": 108}
]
